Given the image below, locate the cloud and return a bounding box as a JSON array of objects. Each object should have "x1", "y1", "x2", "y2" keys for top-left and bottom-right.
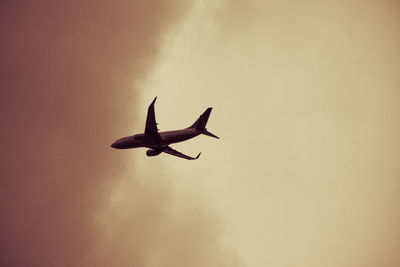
[
  {"x1": 0, "y1": 1, "x2": 239, "y2": 267},
  {"x1": 139, "y1": 1, "x2": 400, "y2": 266}
]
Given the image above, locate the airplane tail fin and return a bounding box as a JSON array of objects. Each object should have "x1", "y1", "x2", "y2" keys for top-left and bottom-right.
[
  {"x1": 189, "y1": 107, "x2": 212, "y2": 130},
  {"x1": 189, "y1": 107, "x2": 219, "y2": 139}
]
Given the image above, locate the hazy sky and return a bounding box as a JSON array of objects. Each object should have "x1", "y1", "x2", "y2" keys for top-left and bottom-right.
[
  {"x1": 138, "y1": 1, "x2": 400, "y2": 267},
  {"x1": 1, "y1": 1, "x2": 399, "y2": 267}
]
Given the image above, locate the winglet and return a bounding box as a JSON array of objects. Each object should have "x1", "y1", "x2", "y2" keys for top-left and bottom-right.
[
  {"x1": 195, "y1": 152, "x2": 201, "y2": 159},
  {"x1": 151, "y1": 96, "x2": 157, "y2": 105}
]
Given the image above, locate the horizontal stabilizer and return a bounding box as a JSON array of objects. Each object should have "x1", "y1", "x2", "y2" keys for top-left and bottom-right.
[{"x1": 203, "y1": 130, "x2": 219, "y2": 139}]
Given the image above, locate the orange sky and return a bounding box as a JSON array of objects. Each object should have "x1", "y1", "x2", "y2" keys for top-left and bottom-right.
[{"x1": 1, "y1": 1, "x2": 399, "y2": 267}]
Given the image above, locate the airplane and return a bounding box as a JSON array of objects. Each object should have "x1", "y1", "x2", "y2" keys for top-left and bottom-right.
[{"x1": 111, "y1": 97, "x2": 219, "y2": 160}]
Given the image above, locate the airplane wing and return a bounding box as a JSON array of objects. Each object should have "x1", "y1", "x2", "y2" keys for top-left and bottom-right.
[
  {"x1": 144, "y1": 97, "x2": 161, "y2": 139},
  {"x1": 163, "y1": 146, "x2": 201, "y2": 160}
]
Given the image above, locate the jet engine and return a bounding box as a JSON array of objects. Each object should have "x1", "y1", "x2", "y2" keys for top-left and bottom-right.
[{"x1": 146, "y1": 149, "x2": 161, "y2": 157}]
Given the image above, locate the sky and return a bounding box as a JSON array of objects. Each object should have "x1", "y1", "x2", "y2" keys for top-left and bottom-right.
[{"x1": 1, "y1": 1, "x2": 400, "y2": 267}]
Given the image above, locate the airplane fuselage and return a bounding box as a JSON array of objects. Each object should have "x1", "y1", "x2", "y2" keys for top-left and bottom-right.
[{"x1": 111, "y1": 128, "x2": 201, "y2": 149}]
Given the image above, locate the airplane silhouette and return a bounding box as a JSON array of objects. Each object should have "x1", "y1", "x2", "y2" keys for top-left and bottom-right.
[{"x1": 111, "y1": 97, "x2": 219, "y2": 160}]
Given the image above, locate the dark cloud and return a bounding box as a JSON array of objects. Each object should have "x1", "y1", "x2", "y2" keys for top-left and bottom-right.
[{"x1": 0, "y1": 1, "x2": 239, "y2": 267}]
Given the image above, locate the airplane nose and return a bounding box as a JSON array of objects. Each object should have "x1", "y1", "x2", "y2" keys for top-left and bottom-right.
[{"x1": 111, "y1": 140, "x2": 119, "y2": 149}]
